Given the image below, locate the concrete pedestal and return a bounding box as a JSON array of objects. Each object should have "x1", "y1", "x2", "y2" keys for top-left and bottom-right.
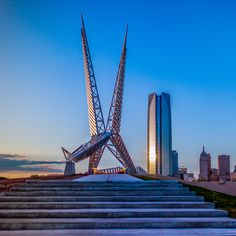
[{"x1": 64, "y1": 161, "x2": 75, "y2": 176}]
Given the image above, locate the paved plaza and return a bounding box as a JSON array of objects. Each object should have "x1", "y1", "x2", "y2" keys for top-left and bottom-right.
[
  {"x1": 187, "y1": 181, "x2": 236, "y2": 197},
  {"x1": 74, "y1": 174, "x2": 143, "y2": 182}
]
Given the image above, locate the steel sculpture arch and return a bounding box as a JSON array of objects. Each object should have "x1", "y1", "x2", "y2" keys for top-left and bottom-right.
[{"x1": 62, "y1": 16, "x2": 136, "y2": 174}]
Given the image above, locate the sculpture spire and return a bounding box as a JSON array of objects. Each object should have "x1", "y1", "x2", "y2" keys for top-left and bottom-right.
[
  {"x1": 81, "y1": 15, "x2": 105, "y2": 136},
  {"x1": 105, "y1": 26, "x2": 136, "y2": 174},
  {"x1": 106, "y1": 26, "x2": 128, "y2": 133}
]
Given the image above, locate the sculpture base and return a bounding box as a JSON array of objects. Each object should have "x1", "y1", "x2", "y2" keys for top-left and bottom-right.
[{"x1": 64, "y1": 161, "x2": 75, "y2": 176}]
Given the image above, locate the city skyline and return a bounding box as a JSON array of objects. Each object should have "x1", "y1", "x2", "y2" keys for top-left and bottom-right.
[
  {"x1": 198, "y1": 146, "x2": 234, "y2": 181},
  {"x1": 1, "y1": 1, "x2": 236, "y2": 178}
]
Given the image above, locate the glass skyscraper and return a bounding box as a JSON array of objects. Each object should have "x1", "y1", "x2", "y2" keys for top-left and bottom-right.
[
  {"x1": 147, "y1": 92, "x2": 172, "y2": 176},
  {"x1": 172, "y1": 150, "x2": 179, "y2": 175}
]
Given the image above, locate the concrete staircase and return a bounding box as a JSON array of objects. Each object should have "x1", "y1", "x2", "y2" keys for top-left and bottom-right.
[{"x1": 0, "y1": 179, "x2": 236, "y2": 230}]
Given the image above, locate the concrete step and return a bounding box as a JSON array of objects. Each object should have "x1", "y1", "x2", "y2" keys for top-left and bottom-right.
[
  {"x1": 11, "y1": 186, "x2": 187, "y2": 191},
  {"x1": 0, "y1": 201, "x2": 214, "y2": 209},
  {"x1": 24, "y1": 180, "x2": 181, "y2": 187},
  {"x1": 0, "y1": 195, "x2": 204, "y2": 202},
  {"x1": 2, "y1": 229, "x2": 236, "y2": 236},
  {"x1": 3, "y1": 190, "x2": 196, "y2": 197},
  {"x1": 0, "y1": 217, "x2": 236, "y2": 230},
  {"x1": 0, "y1": 209, "x2": 227, "y2": 218},
  {"x1": 0, "y1": 178, "x2": 233, "y2": 232},
  {"x1": 26, "y1": 179, "x2": 178, "y2": 183}
]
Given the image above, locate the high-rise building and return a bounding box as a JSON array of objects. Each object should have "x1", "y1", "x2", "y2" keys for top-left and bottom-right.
[
  {"x1": 147, "y1": 92, "x2": 172, "y2": 176},
  {"x1": 231, "y1": 165, "x2": 236, "y2": 181},
  {"x1": 176, "y1": 166, "x2": 186, "y2": 180},
  {"x1": 218, "y1": 155, "x2": 230, "y2": 181},
  {"x1": 179, "y1": 166, "x2": 188, "y2": 173},
  {"x1": 209, "y1": 168, "x2": 219, "y2": 182},
  {"x1": 172, "y1": 150, "x2": 179, "y2": 176},
  {"x1": 199, "y1": 146, "x2": 211, "y2": 181}
]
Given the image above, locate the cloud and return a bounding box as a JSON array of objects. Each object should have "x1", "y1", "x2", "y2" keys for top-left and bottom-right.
[{"x1": 0, "y1": 154, "x2": 64, "y2": 173}]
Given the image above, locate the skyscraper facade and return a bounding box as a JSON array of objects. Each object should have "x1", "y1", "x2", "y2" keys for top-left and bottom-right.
[
  {"x1": 218, "y1": 155, "x2": 230, "y2": 181},
  {"x1": 199, "y1": 146, "x2": 211, "y2": 181},
  {"x1": 172, "y1": 150, "x2": 179, "y2": 175},
  {"x1": 209, "y1": 168, "x2": 219, "y2": 181},
  {"x1": 147, "y1": 92, "x2": 172, "y2": 176}
]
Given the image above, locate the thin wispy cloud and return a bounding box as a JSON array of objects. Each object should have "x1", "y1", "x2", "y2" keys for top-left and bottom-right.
[{"x1": 0, "y1": 154, "x2": 64, "y2": 173}]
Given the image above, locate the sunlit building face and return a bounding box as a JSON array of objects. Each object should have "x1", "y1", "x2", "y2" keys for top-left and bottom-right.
[
  {"x1": 147, "y1": 93, "x2": 157, "y2": 174},
  {"x1": 147, "y1": 92, "x2": 172, "y2": 176}
]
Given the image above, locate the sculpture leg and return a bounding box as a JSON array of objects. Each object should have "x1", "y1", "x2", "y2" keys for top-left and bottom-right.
[
  {"x1": 88, "y1": 146, "x2": 105, "y2": 174},
  {"x1": 64, "y1": 161, "x2": 75, "y2": 176}
]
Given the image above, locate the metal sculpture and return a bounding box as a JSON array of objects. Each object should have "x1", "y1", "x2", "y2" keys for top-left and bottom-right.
[{"x1": 62, "y1": 16, "x2": 136, "y2": 174}]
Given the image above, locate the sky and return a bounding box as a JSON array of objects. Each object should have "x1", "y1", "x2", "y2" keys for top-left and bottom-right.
[{"x1": 1, "y1": 0, "x2": 236, "y2": 178}]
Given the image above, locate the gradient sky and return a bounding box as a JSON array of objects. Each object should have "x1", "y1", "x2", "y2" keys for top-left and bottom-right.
[{"x1": 1, "y1": 0, "x2": 236, "y2": 177}]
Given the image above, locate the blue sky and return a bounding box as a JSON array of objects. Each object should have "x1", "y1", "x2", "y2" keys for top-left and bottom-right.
[{"x1": 1, "y1": 0, "x2": 236, "y2": 177}]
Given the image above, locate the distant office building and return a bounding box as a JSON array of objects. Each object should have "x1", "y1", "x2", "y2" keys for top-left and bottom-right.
[
  {"x1": 172, "y1": 150, "x2": 179, "y2": 176},
  {"x1": 199, "y1": 146, "x2": 211, "y2": 181},
  {"x1": 175, "y1": 166, "x2": 194, "y2": 182},
  {"x1": 186, "y1": 172, "x2": 195, "y2": 182},
  {"x1": 230, "y1": 172, "x2": 236, "y2": 181},
  {"x1": 209, "y1": 168, "x2": 219, "y2": 182},
  {"x1": 179, "y1": 166, "x2": 188, "y2": 173},
  {"x1": 230, "y1": 165, "x2": 236, "y2": 181},
  {"x1": 218, "y1": 155, "x2": 230, "y2": 181},
  {"x1": 188, "y1": 173, "x2": 194, "y2": 178},
  {"x1": 174, "y1": 166, "x2": 187, "y2": 180},
  {"x1": 147, "y1": 92, "x2": 172, "y2": 176}
]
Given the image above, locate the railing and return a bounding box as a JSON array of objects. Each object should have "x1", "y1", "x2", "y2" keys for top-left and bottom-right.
[{"x1": 92, "y1": 167, "x2": 126, "y2": 174}]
